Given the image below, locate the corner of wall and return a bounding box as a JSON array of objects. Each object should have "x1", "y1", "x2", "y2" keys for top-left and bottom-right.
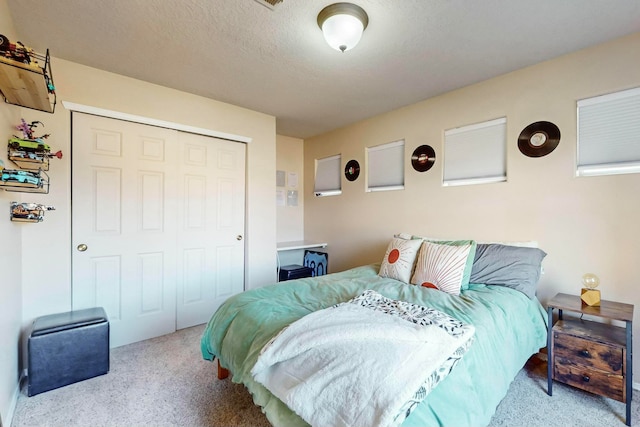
[
  {"x1": 0, "y1": 106, "x2": 23, "y2": 427},
  {"x1": 2, "y1": 379, "x2": 22, "y2": 427},
  {"x1": 276, "y1": 134, "x2": 305, "y2": 243},
  {"x1": 0, "y1": 109, "x2": 23, "y2": 425}
]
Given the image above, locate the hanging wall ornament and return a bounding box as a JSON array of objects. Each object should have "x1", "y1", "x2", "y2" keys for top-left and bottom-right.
[
  {"x1": 344, "y1": 159, "x2": 360, "y2": 181},
  {"x1": 411, "y1": 145, "x2": 436, "y2": 172},
  {"x1": 518, "y1": 121, "x2": 561, "y2": 158}
]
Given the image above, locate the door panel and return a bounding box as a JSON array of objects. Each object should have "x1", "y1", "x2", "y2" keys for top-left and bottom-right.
[
  {"x1": 72, "y1": 113, "x2": 178, "y2": 347},
  {"x1": 72, "y1": 113, "x2": 246, "y2": 346},
  {"x1": 91, "y1": 255, "x2": 121, "y2": 320},
  {"x1": 175, "y1": 132, "x2": 246, "y2": 329}
]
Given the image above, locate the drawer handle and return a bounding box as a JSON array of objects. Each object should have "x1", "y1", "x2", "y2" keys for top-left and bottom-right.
[
  {"x1": 579, "y1": 350, "x2": 590, "y2": 357},
  {"x1": 582, "y1": 375, "x2": 590, "y2": 382}
]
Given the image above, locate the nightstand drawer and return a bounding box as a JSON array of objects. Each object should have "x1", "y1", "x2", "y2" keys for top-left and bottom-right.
[
  {"x1": 554, "y1": 361, "x2": 625, "y2": 402},
  {"x1": 553, "y1": 331, "x2": 623, "y2": 373}
]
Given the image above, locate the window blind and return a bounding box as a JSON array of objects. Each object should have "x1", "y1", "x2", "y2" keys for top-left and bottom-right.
[
  {"x1": 314, "y1": 154, "x2": 342, "y2": 196},
  {"x1": 443, "y1": 117, "x2": 507, "y2": 186},
  {"x1": 577, "y1": 87, "x2": 640, "y2": 176},
  {"x1": 367, "y1": 140, "x2": 405, "y2": 192}
]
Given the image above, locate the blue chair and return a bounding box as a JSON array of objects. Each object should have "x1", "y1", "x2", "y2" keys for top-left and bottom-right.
[{"x1": 303, "y1": 250, "x2": 328, "y2": 277}]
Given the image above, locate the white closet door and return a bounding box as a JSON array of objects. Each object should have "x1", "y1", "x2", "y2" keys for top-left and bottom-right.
[
  {"x1": 72, "y1": 113, "x2": 246, "y2": 347},
  {"x1": 175, "y1": 132, "x2": 246, "y2": 329},
  {"x1": 72, "y1": 113, "x2": 179, "y2": 347}
]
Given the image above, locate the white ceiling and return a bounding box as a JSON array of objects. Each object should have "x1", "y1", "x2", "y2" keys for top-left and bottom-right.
[{"x1": 6, "y1": 0, "x2": 640, "y2": 139}]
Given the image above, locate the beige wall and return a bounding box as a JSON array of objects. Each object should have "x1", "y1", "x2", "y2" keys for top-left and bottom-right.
[
  {"x1": 0, "y1": 19, "x2": 277, "y2": 419},
  {"x1": 18, "y1": 58, "x2": 277, "y2": 329},
  {"x1": 276, "y1": 134, "x2": 305, "y2": 266},
  {"x1": 276, "y1": 134, "x2": 304, "y2": 243},
  {"x1": 305, "y1": 33, "x2": 640, "y2": 376},
  {"x1": 0, "y1": 2, "x2": 23, "y2": 424}
]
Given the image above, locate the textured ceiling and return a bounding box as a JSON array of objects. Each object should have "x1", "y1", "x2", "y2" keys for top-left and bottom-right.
[{"x1": 6, "y1": 0, "x2": 640, "y2": 138}]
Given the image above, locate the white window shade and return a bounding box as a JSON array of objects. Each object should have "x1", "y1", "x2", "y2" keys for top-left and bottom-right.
[
  {"x1": 577, "y1": 87, "x2": 640, "y2": 177},
  {"x1": 443, "y1": 118, "x2": 506, "y2": 186},
  {"x1": 314, "y1": 154, "x2": 342, "y2": 196},
  {"x1": 367, "y1": 140, "x2": 405, "y2": 192}
]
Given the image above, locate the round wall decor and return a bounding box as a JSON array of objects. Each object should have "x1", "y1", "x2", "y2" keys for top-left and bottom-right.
[
  {"x1": 344, "y1": 159, "x2": 360, "y2": 181},
  {"x1": 411, "y1": 145, "x2": 436, "y2": 172},
  {"x1": 518, "y1": 121, "x2": 561, "y2": 158}
]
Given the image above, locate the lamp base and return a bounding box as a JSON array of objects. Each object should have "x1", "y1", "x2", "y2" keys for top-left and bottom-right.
[{"x1": 581, "y1": 288, "x2": 601, "y2": 306}]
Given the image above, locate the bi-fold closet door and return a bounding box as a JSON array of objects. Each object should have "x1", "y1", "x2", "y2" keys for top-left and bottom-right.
[{"x1": 71, "y1": 112, "x2": 245, "y2": 347}]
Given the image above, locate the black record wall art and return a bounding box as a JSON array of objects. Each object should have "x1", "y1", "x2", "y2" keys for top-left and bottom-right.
[
  {"x1": 344, "y1": 159, "x2": 360, "y2": 181},
  {"x1": 411, "y1": 145, "x2": 436, "y2": 172},
  {"x1": 518, "y1": 121, "x2": 561, "y2": 158}
]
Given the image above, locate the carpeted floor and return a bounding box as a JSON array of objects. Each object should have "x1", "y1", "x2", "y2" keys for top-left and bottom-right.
[{"x1": 11, "y1": 324, "x2": 639, "y2": 427}]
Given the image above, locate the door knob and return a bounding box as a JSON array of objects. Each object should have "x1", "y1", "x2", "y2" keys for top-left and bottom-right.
[
  {"x1": 236, "y1": 235, "x2": 243, "y2": 241},
  {"x1": 77, "y1": 244, "x2": 88, "y2": 252}
]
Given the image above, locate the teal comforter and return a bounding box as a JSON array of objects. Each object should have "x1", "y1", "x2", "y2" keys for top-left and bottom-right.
[{"x1": 201, "y1": 264, "x2": 548, "y2": 427}]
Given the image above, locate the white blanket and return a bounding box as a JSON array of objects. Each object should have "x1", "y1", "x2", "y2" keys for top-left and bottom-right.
[{"x1": 251, "y1": 295, "x2": 475, "y2": 427}]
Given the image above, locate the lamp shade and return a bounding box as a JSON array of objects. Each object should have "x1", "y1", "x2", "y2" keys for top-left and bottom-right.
[{"x1": 318, "y1": 3, "x2": 369, "y2": 52}]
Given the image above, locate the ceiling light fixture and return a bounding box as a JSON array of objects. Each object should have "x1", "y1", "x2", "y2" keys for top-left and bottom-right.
[{"x1": 317, "y1": 3, "x2": 369, "y2": 53}]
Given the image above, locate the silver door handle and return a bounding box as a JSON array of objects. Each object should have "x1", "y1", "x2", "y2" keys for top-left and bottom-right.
[
  {"x1": 77, "y1": 244, "x2": 88, "y2": 252},
  {"x1": 236, "y1": 235, "x2": 243, "y2": 241}
]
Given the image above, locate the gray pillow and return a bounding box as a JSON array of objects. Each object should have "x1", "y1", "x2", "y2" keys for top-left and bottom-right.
[{"x1": 469, "y1": 244, "x2": 547, "y2": 298}]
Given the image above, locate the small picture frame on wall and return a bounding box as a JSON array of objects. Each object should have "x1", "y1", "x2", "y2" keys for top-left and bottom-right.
[{"x1": 287, "y1": 190, "x2": 298, "y2": 206}]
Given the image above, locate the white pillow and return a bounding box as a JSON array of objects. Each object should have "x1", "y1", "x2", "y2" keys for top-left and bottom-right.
[
  {"x1": 379, "y1": 237, "x2": 423, "y2": 283},
  {"x1": 410, "y1": 241, "x2": 472, "y2": 295}
]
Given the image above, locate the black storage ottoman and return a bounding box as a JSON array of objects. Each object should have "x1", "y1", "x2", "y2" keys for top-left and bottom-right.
[
  {"x1": 279, "y1": 265, "x2": 313, "y2": 281},
  {"x1": 28, "y1": 307, "x2": 109, "y2": 396}
]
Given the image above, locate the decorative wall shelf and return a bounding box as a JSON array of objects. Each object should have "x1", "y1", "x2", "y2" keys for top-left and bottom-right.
[
  {"x1": 10, "y1": 201, "x2": 54, "y2": 223},
  {"x1": 0, "y1": 49, "x2": 56, "y2": 113},
  {"x1": 0, "y1": 169, "x2": 49, "y2": 193},
  {"x1": 8, "y1": 148, "x2": 50, "y2": 171}
]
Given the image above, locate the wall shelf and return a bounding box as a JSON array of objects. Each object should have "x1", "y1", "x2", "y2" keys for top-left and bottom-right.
[
  {"x1": 10, "y1": 201, "x2": 54, "y2": 223},
  {"x1": 8, "y1": 148, "x2": 50, "y2": 171},
  {"x1": 0, "y1": 169, "x2": 49, "y2": 193},
  {"x1": 0, "y1": 49, "x2": 56, "y2": 113}
]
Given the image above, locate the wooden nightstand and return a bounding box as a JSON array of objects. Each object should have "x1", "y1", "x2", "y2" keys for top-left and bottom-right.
[{"x1": 547, "y1": 293, "x2": 634, "y2": 426}]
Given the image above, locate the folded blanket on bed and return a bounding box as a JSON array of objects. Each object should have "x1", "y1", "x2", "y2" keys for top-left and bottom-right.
[{"x1": 251, "y1": 290, "x2": 475, "y2": 427}]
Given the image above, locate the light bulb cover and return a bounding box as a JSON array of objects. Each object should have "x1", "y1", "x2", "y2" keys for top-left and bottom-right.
[
  {"x1": 318, "y1": 3, "x2": 369, "y2": 52},
  {"x1": 582, "y1": 273, "x2": 600, "y2": 289},
  {"x1": 581, "y1": 273, "x2": 601, "y2": 306}
]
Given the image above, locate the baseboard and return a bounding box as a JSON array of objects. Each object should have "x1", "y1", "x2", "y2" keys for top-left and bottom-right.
[
  {"x1": 4, "y1": 382, "x2": 20, "y2": 427},
  {"x1": 4, "y1": 369, "x2": 26, "y2": 427}
]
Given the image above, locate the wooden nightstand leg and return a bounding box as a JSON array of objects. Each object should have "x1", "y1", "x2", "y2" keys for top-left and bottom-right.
[
  {"x1": 626, "y1": 321, "x2": 632, "y2": 426},
  {"x1": 547, "y1": 306, "x2": 553, "y2": 396}
]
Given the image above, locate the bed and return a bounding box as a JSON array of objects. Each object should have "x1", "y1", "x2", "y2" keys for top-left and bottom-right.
[{"x1": 200, "y1": 238, "x2": 549, "y2": 427}]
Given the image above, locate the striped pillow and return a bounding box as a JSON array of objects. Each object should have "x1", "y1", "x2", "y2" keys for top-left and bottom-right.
[{"x1": 410, "y1": 241, "x2": 473, "y2": 295}]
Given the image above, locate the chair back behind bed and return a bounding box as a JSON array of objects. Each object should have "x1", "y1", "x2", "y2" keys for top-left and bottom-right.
[{"x1": 303, "y1": 250, "x2": 328, "y2": 277}]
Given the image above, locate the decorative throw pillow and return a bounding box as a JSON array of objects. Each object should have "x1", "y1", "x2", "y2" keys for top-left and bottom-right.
[
  {"x1": 469, "y1": 244, "x2": 547, "y2": 299},
  {"x1": 425, "y1": 239, "x2": 477, "y2": 291},
  {"x1": 410, "y1": 241, "x2": 473, "y2": 295},
  {"x1": 409, "y1": 235, "x2": 477, "y2": 291},
  {"x1": 378, "y1": 237, "x2": 423, "y2": 283}
]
